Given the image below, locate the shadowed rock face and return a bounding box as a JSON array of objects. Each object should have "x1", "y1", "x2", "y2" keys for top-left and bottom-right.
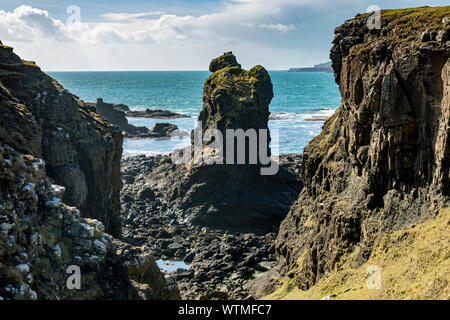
[
  {"x1": 91, "y1": 99, "x2": 187, "y2": 138},
  {"x1": 0, "y1": 44, "x2": 180, "y2": 300},
  {"x1": 273, "y1": 7, "x2": 450, "y2": 291},
  {"x1": 0, "y1": 45, "x2": 123, "y2": 237}
]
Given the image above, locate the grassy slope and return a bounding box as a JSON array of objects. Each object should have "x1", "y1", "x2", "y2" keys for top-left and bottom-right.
[{"x1": 264, "y1": 208, "x2": 449, "y2": 300}]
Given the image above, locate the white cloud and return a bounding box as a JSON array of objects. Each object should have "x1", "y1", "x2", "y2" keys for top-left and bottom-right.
[
  {"x1": 0, "y1": 1, "x2": 336, "y2": 70},
  {"x1": 0, "y1": 5, "x2": 69, "y2": 42},
  {"x1": 1, "y1": 1, "x2": 306, "y2": 45},
  {"x1": 101, "y1": 11, "x2": 165, "y2": 21},
  {"x1": 259, "y1": 23, "x2": 295, "y2": 33}
]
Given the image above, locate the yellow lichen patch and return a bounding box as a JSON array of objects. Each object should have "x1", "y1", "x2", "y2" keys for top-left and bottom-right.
[
  {"x1": 263, "y1": 208, "x2": 450, "y2": 300},
  {"x1": 317, "y1": 112, "x2": 339, "y2": 151},
  {"x1": 21, "y1": 59, "x2": 39, "y2": 68}
]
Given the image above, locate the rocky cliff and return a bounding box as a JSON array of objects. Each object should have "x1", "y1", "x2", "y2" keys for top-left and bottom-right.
[
  {"x1": 271, "y1": 7, "x2": 450, "y2": 297},
  {"x1": 0, "y1": 44, "x2": 179, "y2": 299},
  {"x1": 0, "y1": 45, "x2": 122, "y2": 237}
]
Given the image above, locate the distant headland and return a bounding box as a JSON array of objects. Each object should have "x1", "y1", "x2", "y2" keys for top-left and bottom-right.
[{"x1": 288, "y1": 61, "x2": 333, "y2": 73}]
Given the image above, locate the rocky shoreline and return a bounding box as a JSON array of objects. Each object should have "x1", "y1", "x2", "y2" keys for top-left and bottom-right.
[
  {"x1": 120, "y1": 153, "x2": 302, "y2": 299},
  {"x1": 90, "y1": 98, "x2": 188, "y2": 139}
]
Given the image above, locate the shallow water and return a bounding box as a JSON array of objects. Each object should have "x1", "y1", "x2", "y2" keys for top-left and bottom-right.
[{"x1": 156, "y1": 259, "x2": 191, "y2": 272}]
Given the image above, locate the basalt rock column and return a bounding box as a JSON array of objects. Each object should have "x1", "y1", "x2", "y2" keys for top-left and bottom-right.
[
  {"x1": 192, "y1": 51, "x2": 273, "y2": 165},
  {"x1": 175, "y1": 52, "x2": 301, "y2": 232}
]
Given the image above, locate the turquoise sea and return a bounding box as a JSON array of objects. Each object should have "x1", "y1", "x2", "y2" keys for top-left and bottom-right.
[{"x1": 49, "y1": 71, "x2": 341, "y2": 156}]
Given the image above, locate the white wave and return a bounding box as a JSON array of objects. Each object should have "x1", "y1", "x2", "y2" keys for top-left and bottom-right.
[
  {"x1": 122, "y1": 149, "x2": 169, "y2": 158},
  {"x1": 269, "y1": 108, "x2": 336, "y2": 121}
]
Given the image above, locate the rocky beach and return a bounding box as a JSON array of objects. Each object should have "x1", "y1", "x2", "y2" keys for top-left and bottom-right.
[{"x1": 120, "y1": 153, "x2": 302, "y2": 299}]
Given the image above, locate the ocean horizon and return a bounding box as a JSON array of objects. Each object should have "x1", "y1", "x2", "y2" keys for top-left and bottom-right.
[{"x1": 49, "y1": 70, "x2": 341, "y2": 156}]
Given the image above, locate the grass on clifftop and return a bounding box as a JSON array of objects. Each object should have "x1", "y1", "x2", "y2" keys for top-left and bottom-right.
[
  {"x1": 349, "y1": 6, "x2": 450, "y2": 58},
  {"x1": 381, "y1": 6, "x2": 450, "y2": 35},
  {"x1": 264, "y1": 208, "x2": 450, "y2": 300}
]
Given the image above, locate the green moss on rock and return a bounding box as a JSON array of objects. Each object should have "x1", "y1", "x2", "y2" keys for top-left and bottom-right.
[{"x1": 208, "y1": 51, "x2": 241, "y2": 72}]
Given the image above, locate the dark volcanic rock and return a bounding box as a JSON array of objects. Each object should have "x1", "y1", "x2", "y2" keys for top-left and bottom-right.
[
  {"x1": 150, "y1": 123, "x2": 187, "y2": 138},
  {"x1": 0, "y1": 44, "x2": 180, "y2": 300},
  {"x1": 93, "y1": 98, "x2": 131, "y2": 132},
  {"x1": 120, "y1": 153, "x2": 301, "y2": 299},
  {"x1": 120, "y1": 53, "x2": 302, "y2": 233},
  {"x1": 174, "y1": 52, "x2": 301, "y2": 231},
  {"x1": 272, "y1": 7, "x2": 450, "y2": 292},
  {"x1": 126, "y1": 109, "x2": 189, "y2": 119},
  {"x1": 91, "y1": 99, "x2": 188, "y2": 139},
  {"x1": 209, "y1": 51, "x2": 241, "y2": 72},
  {"x1": 0, "y1": 48, "x2": 122, "y2": 237}
]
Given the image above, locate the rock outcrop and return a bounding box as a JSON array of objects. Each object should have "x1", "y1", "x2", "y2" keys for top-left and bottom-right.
[
  {"x1": 126, "y1": 109, "x2": 188, "y2": 119},
  {"x1": 91, "y1": 99, "x2": 188, "y2": 139},
  {"x1": 181, "y1": 52, "x2": 300, "y2": 230},
  {"x1": 0, "y1": 46, "x2": 122, "y2": 237},
  {"x1": 0, "y1": 44, "x2": 180, "y2": 300},
  {"x1": 110, "y1": 101, "x2": 188, "y2": 119},
  {"x1": 121, "y1": 52, "x2": 302, "y2": 233},
  {"x1": 198, "y1": 52, "x2": 272, "y2": 161},
  {"x1": 271, "y1": 7, "x2": 450, "y2": 296}
]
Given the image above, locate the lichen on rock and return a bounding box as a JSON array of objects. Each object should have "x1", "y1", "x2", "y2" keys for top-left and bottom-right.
[{"x1": 208, "y1": 51, "x2": 242, "y2": 72}]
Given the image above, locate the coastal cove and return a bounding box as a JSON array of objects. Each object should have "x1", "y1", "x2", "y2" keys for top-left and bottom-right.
[{"x1": 0, "y1": 4, "x2": 449, "y2": 303}]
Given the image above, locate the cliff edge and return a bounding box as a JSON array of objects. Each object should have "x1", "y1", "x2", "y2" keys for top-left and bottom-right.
[
  {"x1": 0, "y1": 44, "x2": 179, "y2": 299},
  {"x1": 0, "y1": 44, "x2": 122, "y2": 237},
  {"x1": 270, "y1": 6, "x2": 450, "y2": 299}
]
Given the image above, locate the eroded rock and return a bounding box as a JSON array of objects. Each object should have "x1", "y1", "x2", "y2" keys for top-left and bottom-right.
[{"x1": 271, "y1": 7, "x2": 450, "y2": 293}]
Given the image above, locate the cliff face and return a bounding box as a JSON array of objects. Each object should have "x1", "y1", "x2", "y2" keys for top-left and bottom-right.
[
  {"x1": 274, "y1": 7, "x2": 450, "y2": 293},
  {"x1": 0, "y1": 45, "x2": 179, "y2": 299},
  {"x1": 0, "y1": 45, "x2": 122, "y2": 237}
]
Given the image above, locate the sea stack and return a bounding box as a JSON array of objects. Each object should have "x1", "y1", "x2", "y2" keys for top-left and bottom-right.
[
  {"x1": 120, "y1": 53, "x2": 302, "y2": 233},
  {"x1": 178, "y1": 52, "x2": 299, "y2": 230},
  {"x1": 196, "y1": 51, "x2": 273, "y2": 163}
]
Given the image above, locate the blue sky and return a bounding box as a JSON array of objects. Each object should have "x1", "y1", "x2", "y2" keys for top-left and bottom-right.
[{"x1": 0, "y1": 1, "x2": 448, "y2": 70}]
